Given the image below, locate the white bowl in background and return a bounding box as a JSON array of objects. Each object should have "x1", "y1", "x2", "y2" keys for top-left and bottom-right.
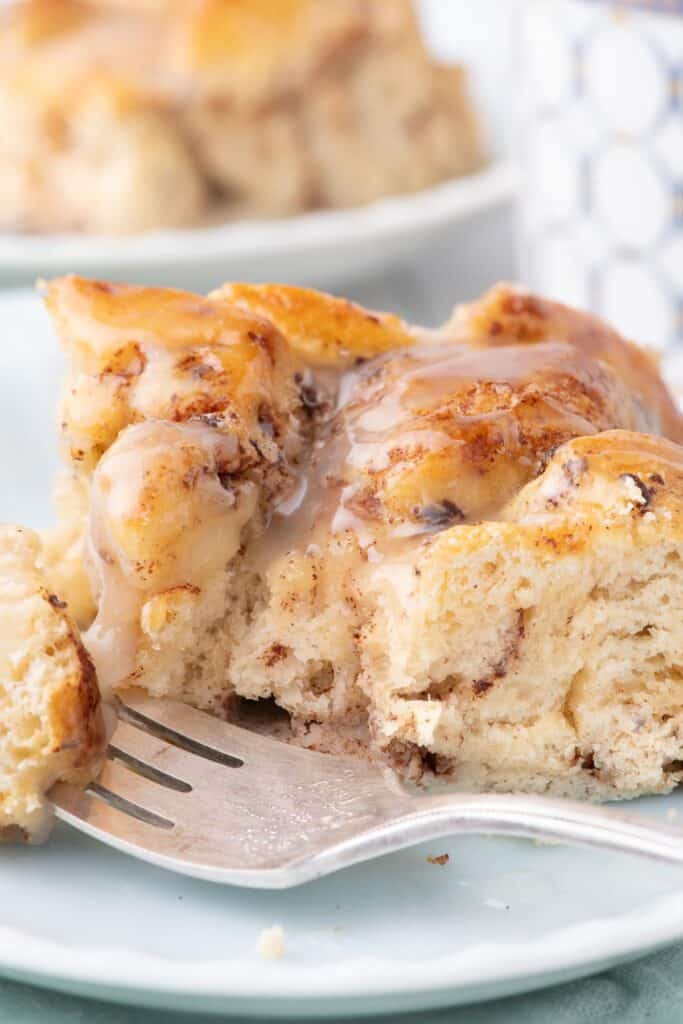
[
  {"x1": 0, "y1": 162, "x2": 515, "y2": 292},
  {"x1": 0, "y1": 0, "x2": 515, "y2": 291}
]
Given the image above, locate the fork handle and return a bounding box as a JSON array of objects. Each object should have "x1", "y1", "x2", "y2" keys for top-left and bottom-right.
[{"x1": 339, "y1": 792, "x2": 683, "y2": 868}]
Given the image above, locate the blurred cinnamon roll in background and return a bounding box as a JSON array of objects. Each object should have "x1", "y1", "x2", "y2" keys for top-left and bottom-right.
[{"x1": 0, "y1": 0, "x2": 485, "y2": 234}]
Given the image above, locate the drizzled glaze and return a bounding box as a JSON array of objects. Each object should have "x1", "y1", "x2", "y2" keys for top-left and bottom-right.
[
  {"x1": 85, "y1": 420, "x2": 259, "y2": 693},
  {"x1": 259, "y1": 338, "x2": 657, "y2": 565},
  {"x1": 47, "y1": 279, "x2": 683, "y2": 697}
]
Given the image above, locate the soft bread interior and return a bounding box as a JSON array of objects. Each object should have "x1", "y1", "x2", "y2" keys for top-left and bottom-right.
[{"x1": 0, "y1": 526, "x2": 104, "y2": 837}]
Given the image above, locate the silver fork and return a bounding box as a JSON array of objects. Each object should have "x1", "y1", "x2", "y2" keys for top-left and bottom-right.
[{"x1": 51, "y1": 692, "x2": 683, "y2": 889}]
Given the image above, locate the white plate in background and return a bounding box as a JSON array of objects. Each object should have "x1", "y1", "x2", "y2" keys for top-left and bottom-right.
[
  {"x1": 0, "y1": 162, "x2": 515, "y2": 292},
  {"x1": 3, "y1": 289, "x2": 683, "y2": 1017},
  {"x1": 0, "y1": 0, "x2": 515, "y2": 294}
]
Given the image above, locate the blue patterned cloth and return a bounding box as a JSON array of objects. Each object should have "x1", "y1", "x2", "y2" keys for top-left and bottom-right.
[
  {"x1": 518, "y1": 0, "x2": 683, "y2": 351},
  {"x1": 587, "y1": 1, "x2": 683, "y2": 13}
]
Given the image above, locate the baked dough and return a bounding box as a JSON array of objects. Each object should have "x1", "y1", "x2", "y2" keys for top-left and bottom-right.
[
  {"x1": 0, "y1": 0, "x2": 484, "y2": 233},
  {"x1": 0, "y1": 525, "x2": 104, "y2": 837},
  {"x1": 45, "y1": 276, "x2": 683, "y2": 800}
]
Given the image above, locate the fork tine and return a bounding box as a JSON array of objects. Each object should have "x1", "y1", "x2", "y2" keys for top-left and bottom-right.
[
  {"x1": 117, "y1": 691, "x2": 367, "y2": 770},
  {"x1": 107, "y1": 744, "x2": 192, "y2": 793},
  {"x1": 51, "y1": 779, "x2": 178, "y2": 842},
  {"x1": 85, "y1": 760, "x2": 189, "y2": 822},
  {"x1": 51, "y1": 779, "x2": 254, "y2": 880},
  {"x1": 117, "y1": 688, "x2": 389, "y2": 774},
  {"x1": 118, "y1": 692, "x2": 283, "y2": 762},
  {"x1": 52, "y1": 777, "x2": 309, "y2": 888},
  {"x1": 117, "y1": 701, "x2": 243, "y2": 768},
  {"x1": 107, "y1": 719, "x2": 237, "y2": 789}
]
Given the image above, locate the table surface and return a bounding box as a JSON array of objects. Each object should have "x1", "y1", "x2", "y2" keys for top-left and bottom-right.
[{"x1": 6, "y1": 204, "x2": 683, "y2": 1023}]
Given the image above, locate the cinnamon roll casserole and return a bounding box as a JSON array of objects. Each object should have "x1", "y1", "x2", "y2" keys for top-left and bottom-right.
[{"x1": 27, "y1": 276, "x2": 683, "y2": 810}]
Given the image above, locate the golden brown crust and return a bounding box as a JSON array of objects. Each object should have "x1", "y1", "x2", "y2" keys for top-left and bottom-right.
[
  {"x1": 451, "y1": 284, "x2": 683, "y2": 444},
  {"x1": 0, "y1": 526, "x2": 104, "y2": 836},
  {"x1": 45, "y1": 598, "x2": 104, "y2": 780},
  {"x1": 48, "y1": 277, "x2": 683, "y2": 535},
  {"x1": 215, "y1": 283, "x2": 415, "y2": 367},
  {"x1": 46, "y1": 275, "x2": 290, "y2": 366},
  {"x1": 330, "y1": 339, "x2": 658, "y2": 530},
  {"x1": 505, "y1": 429, "x2": 683, "y2": 536},
  {"x1": 47, "y1": 275, "x2": 302, "y2": 472}
]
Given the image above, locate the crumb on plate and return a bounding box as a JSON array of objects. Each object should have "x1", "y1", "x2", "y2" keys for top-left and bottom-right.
[
  {"x1": 426, "y1": 853, "x2": 450, "y2": 866},
  {"x1": 258, "y1": 925, "x2": 286, "y2": 960}
]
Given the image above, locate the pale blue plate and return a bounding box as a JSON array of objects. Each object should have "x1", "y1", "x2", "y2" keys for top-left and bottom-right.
[{"x1": 2, "y1": 291, "x2": 683, "y2": 1017}]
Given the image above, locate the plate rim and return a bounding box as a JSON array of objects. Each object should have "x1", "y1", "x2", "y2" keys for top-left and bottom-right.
[
  {"x1": 0, "y1": 161, "x2": 516, "y2": 270},
  {"x1": 0, "y1": 862, "x2": 682, "y2": 1003}
]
